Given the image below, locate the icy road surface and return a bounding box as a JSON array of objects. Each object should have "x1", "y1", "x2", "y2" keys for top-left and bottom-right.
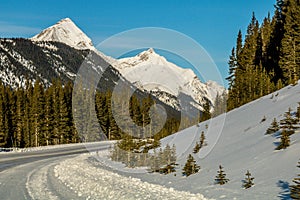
[
  {"x1": 0, "y1": 142, "x2": 112, "y2": 199},
  {"x1": 0, "y1": 142, "x2": 210, "y2": 200}
]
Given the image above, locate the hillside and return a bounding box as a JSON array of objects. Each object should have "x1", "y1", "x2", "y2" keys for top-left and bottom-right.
[
  {"x1": 87, "y1": 81, "x2": 300, "y2": 199},
  {"x1": 154, "y1": 81, "x2": 300, "y2": 199}
]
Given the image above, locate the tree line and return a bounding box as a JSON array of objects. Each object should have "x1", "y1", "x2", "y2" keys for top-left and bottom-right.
[
  {"x1": 0, "y1": 78, "x2": 197, "y2": 148},
  {"x1": 227, "y1": 0, "x2": 300, "y2": 110}
]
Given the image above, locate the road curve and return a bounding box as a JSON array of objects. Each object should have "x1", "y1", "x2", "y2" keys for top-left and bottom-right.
[{"x1": 0, "y1": 141, "x2": 112, "y2": 200}]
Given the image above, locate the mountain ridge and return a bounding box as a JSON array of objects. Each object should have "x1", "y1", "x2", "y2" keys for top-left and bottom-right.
[
  {"x1": 3, "y1": 18, "x2": 226, "y2": 112},
  {"x1": 115, "y1": 48, "x2": 226, "y2": 110}
]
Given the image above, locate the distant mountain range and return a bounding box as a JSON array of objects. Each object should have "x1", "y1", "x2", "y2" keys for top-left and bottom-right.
[{"x1": 0, "y1": 18, "x2": 225, "y2": 112}]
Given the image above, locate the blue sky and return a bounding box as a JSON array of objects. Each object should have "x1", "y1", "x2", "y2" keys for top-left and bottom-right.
[{"x1": 0, "y1": 0, "x2": 276, "y2": 86}]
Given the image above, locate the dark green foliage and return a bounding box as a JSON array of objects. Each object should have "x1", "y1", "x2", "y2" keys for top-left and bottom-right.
[
  {"x1": 199, "y1": 131, "x2": 207, "y2": 148},
  {"x1": 266, "y1": 118, "x2": 280, "y2": 134},
  {"x1": 0, "y1": 79, "x2": 81, "y2": 147},
  {"x1": 111, "y1": 141, "x2": 177, "y2": 172},
  {"x1": 290, "y1": 160, "x2": 300, "y2": 199},
  {"x1": 212, "y1": 91, "x2": 227, "y2": 117},
  {"x1": 158, "y1": 162, "x2": 177, "y2": 175},
  {"x1": 227, "y1": 0, "x2": 300, "y2": 111},
  {"x1": 182, "y1": 154, "x2": 200, "y2": 177},
  {"x1": 215, "y1": 165, "x2": 229, "y2": 185},
  {"x1": 193, "y1": 142, "x2": 200, "y2": 154},
  {"x1": 280, "y1": 108, "x2": 298, "y2": 132},
  {"x1": 278, "y1": 0, "x2": 300, "y2": 85},
  {"x1": 200, "y1": 100, "x2": 211, "y2": 122},
  {"x1": 193, "y1": 131, "x2": 207, "y2": 154},
  {"x1": 276, "y1": 129, "x2": 291, "y2": 150},
  {"x1": 243, "y1": 170, "x2": 255, "y2": 189},
  {"x1": 296, "y1": 102, "x2": 300, "y2": 122}
]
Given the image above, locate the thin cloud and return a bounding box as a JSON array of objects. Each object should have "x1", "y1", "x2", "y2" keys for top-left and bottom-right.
[{"x1": 0, "y1": 21, "x2": 41, "y2": 37}]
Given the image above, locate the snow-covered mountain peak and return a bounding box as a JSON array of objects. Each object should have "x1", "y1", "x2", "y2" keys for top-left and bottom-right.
[
  {"x1": 31, "y1": 18, "x2": 94, "y2": 50},
  {"x1": 114, "y1": 48, "x2": 226, "y2": 110},
  {"x1": 117, "y1": 48, "x2": 171, "y2": 68}
]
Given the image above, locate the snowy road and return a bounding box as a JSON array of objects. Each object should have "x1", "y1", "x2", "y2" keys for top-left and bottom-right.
[
  {"x1": 0, "y1": 142, "x2": 210, "y2": 200},
  {"x1": 0, "y1": 142, "x2": 112, "y2": 199}
]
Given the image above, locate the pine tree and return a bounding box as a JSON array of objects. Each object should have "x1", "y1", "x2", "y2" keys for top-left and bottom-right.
[
  {"x1": 200, "y1": 100, "x2": 211, "y2": 122},
  {"x1": 266, "y1": 118, "x2": 280, "y2": 134},
  {"x1": 199, "y1": 131, "x2": 207, "y2": 148},
  {"x1": 14, "y1": 89, "x2": 25, "y2": 147},
  {"x1": 159, "y1": 144, "x2": 177, "y2": 174},
  {"x1": 279, "y1": 0, "x2": 300, "y2": 85},
  {"x1": 43, "y1": 88, "x2": 54, "y2": 145},
  {"x1": 280, "y1": 108, "x2": 298, "y2": 134},
  {"x1": 0, "y1": 82, "x2": 6, "y2": 147},
  {"x1": 215, "y1": 165, "x2": 229, "y2": 185},
  {"x1": 290, "y1": 160, "x2": 300, "y2": 199},
  {"x1": 243, "y1": 170, "x2": 255, "y2": 189},
  {"x1": 276, "y1": 129, "x2": 290, "y2": 150},
  {"x1": 193, "y1": 142, "x2": 200, "y2": 154},
  {"x1": 182, "y1": 154, "x2": 200, "y2": 177},
  {"x1": 226, "y1": 48, "x2": 237, "y2": 89},
  {"x1": 24, "y1": 80, "x2": 33, "y2": 147},
  {"x1": 212, "y1": 91, "x2": 227, "y2": 117},
  {"x1": 296, "y1": 102, "x2": 300, "y2": 123},
  {"x1": 31, "y1": 80, "x2": 45, "y2": 147},
  {"x1": 58, "y1": 85, "x2": 73, "y2": 143}
]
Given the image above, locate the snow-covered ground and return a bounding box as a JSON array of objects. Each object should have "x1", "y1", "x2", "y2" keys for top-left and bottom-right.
[
  {"x1": 54, "y1": 153, "x2": 211, "y2": 200},
  {"x1": 0, "y1": 141, "x2": 115, "y2": 153},
  {"x1": 4, "y1": 81, "x2": 300, "y2": 199},
  {"x1": 80, "y1": 81, "x2": 300, "y2": 199}
]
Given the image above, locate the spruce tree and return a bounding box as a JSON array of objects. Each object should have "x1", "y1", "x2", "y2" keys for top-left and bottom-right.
[
  {"x1": 24, "y1": 80, "x2": 33, "y2": 147},
  {"x1": 199, "y1": 131, "x2": 207, "y2": 148},
  {"x1": 226, "y1": 48, "x2": 237, "y2": 89},
  {"x1": 243, "y1": 170, "x2": 255, "y2": 189},
  {"x1": 159, "y1": 144, "x2": 177, "y2": 174},
  {"x1": 266, "y1": 118, "x2": 280, "y2": 134},
  {"x1": 200, "y1": 100, "x2": 211, "y2": 122},
  {"x1": 280, "y1": 108, "x2": 298, "y2": 134},
  {"x1": 0, "y1": 82, "x2": 6, "y2": 147},
  {"x1": 43, "y1": 88, "x2": 54, "y2": 145},
  {"x1": 182, "y1": 154, "x2": 200, "y2": 177},
  {"x1": 215, "y1": 165, "x2": 229, "y2": 185},
  {"x1": 14, "y1": 89, "x2": 25, "y2": 147},
  {"x1": 279, "y1": 0, "x2": 300, "y2": 85},
  {"x1": 296, "y1": 102, "x2": 300, "y2": 123},
  {"x1": 193, "y1": 142, "x2": 200, "y2": 154},
  {"x1": 276, "y1": 129, "x2": 290, "y2": 150},
  {"x1": 290, "y1": 160, "x2": 300, "y2": 199}
]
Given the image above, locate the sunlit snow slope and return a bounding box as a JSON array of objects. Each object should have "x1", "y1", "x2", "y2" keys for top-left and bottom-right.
[
  {"x1": 31, "y1": 18, "x2": 94, "y2": 50},
  {"x1": 30, "y1": 18, "x2": 225, "y2": 111},
  {"x1": 157, "y1": 81, "x2": 300, "y2": 199},
  {"x1": 116, "y1": 48, "x2": 226, "y2": 110}
]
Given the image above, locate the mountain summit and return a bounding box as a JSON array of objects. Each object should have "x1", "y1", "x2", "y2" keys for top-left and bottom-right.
[
  {"x1": 115, "y1": 48, "x2": 226, "y2": 110},
  {"x1": 31, "y1": 18, "x2": 94, "y2": 50},
  {"x1": 30, "y1": 18, "x2": 226, "y2": 111}
]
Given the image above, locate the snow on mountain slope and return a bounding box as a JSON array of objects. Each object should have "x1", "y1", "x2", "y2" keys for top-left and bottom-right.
[
  {"x1": 30, "y1": 18, "x2": 116, "y2": 67},
  {"x1": 115, "y1": 48, "x2": 226, "y2": 110},
  {"x1": 152, "y1": 81, "x2": 300, "y2": 199},
  {"x1": 30, "y1": 18, "x2": 225, "y2": 111},
  {"x1": 31, "y1": 18, "x2": 94, "y2": 50},
  {"x1": 85, "y1": 82, "x2": 300, "y2": 199}
]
